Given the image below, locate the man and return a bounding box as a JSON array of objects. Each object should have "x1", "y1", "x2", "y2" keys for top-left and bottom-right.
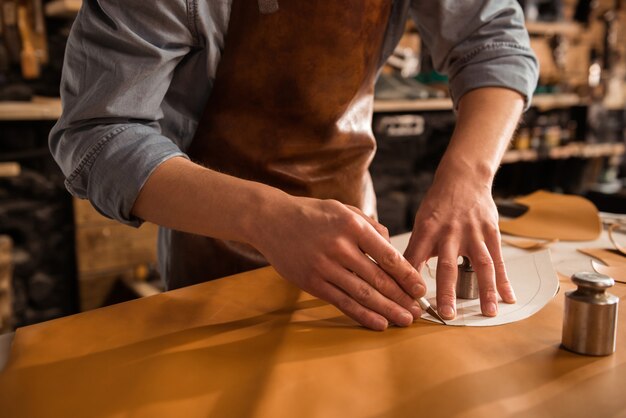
[{"x1": 50, "y1": 0, "x2": 538, "y2": 331}]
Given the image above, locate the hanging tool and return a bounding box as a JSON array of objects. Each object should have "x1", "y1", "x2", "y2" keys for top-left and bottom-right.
[
  {"x1": 30, "y1": 0, "x2": 48, "y2": 65},
  {"x1": 0, "y1": 9, "x2": 10, "y2": 75},
  {"x1": 17, "y1": 4, "x2": 39, "y2": 79},
  {"x1": 1, "y1": 1, "x2": 21, "y2": 64}
]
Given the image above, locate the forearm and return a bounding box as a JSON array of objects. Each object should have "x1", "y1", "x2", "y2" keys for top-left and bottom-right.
[
  {"x1": 436, "y1": 87, "x2": 524, "y2": 185},
  {"x1": 405, "y1": 86, "x2": 523, "y2": 319},
  {"x1": 132, "y1": 156, "x2": 427, "y2": 331},
  {"x1": 131, "y1": 156, "x2": 285, "y2": 245}
]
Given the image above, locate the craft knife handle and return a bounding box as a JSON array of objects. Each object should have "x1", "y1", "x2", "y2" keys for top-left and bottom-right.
[{"x1": 417, "y1": 297, "x2": 446, "y2": 325}]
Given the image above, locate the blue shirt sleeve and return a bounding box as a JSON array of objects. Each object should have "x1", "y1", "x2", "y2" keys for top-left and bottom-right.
[
  {"x1": 49, "y1": 0, "x2": 195, "y2": 226},
  {"x1": 410, "y1": 0, "x2": 539, "y2": 109}
]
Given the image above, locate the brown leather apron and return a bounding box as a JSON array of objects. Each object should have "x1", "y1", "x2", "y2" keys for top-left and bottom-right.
[{"x1": 168, "y1": 0, "x2": 392, "y2": 289}]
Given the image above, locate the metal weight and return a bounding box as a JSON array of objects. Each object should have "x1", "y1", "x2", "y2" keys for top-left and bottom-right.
[
  {"x1": 562, "y1": 272, "x2": 619, "y2": 356},
  {"x1": 456, "y1": 256, "x2": 479, "y2": 300}
]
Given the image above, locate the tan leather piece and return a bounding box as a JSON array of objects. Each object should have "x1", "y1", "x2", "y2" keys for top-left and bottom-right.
[
  {"x1": 168, "y1": 0, "x2": 392, "y2": 288},
  {"x1": 608, "y1": 224, "x2": 626, "y2": 256},
  {"x1": 578, "y1": 247, "x2": 626, "y2": 284},
  {"x1": 578, "y1": 247, "x2": 626, "y2": 267},
  {"x1": 502, "y1": 237, "x2": 558, "y2": 250},
  {"x1": 500, "y1": 191, "x2": 602, "y2": 241},
  {"x1": 591, "y1": 261, "x2": 626, "y2": 284},
  {"x1": 1, "y1": 266, "x2": 625, "y2": 417}
]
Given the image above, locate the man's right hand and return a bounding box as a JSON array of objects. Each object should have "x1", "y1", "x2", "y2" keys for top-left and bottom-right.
[
  {"x1": 132, "y1": 157, "x2": 426, "y2": 330},
  {"x1": 250, "y1": 195, "x2": 427, "y2": 331}
]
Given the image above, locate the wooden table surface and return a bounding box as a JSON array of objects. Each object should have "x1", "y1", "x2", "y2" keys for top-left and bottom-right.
[{"x1": 0, "y1": 232, "x2": 624, "y2": 418}]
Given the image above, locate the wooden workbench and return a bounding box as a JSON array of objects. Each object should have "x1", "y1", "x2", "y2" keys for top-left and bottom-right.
[
  {"x1": 0, "y1": 97, "x2": 62, "y2": 121},
  {"x1": 0, "y1": 232, "x2": 624, "y2": 417}
]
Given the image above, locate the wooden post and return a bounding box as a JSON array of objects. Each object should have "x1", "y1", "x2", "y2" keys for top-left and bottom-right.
[{"x1": 0, "y1": 236, "x2": 13, "y2": 334}]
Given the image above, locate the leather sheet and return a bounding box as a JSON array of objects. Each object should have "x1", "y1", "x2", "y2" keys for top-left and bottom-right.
[
  {"x1": 502, "y1": 237, "x2": 558, "y2": 250},
  {"x1": 499, "y1": 191, "x2": 602, "y2": 241},
  {"x1": 609, "y1": 224, "x2": 626, "y2": 256},
  {"x1": 591, "y1": 261, "x2": 626, "y2": 284},
  {"x1": 0, "y1": 266, "x2": 625, "y2": 417},
  {"x1": 578, "y1": 248, "x2": 626, "y2": 284},
  {"x1": 578, "y1": 247, "x2": 626, "y2": 267}
]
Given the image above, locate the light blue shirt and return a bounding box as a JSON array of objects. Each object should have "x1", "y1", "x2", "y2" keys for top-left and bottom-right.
[{"x1": 49, "y1": 0, "x2": 538, "y2": 281}]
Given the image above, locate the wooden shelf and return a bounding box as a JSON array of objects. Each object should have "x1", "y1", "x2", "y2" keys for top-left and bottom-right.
[
  {"x1": 574, "y1": 142, "x2": 626, "y2": 159},
  {"x1": 525, "y1": 21, "x2": 582, "y2": 37},
  {"x1": 373, "y1": 98, "x2": 453, "y2": 113},
  {"x1": 0, "y1": 94, "x2": 585, "y2": 121},
  {"x1": 531, "y1": 93, "x2": 582, "y2": 111},
  {"x1": 373, "y1": 93, "x2": 582, "y2": 113},
  {"x1": 0, "y1": 97, "x2": 62, "y2": 121},
  {"x1": 45, "y1": 0, "x2": 81, "y2": 18},
  {"x1": 0, "y1": 93, "x2": 587, "y2": 123},
  {"x1": 502, "y1": 142, "x2": 626, "y2": 164},
  {"x1": 502, "y1": 149, "x2": 538, "y2": 164}
]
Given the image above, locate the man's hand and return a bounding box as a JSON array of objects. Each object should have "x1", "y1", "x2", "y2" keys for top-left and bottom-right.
[
  {"x1": 251, "y1": 196, "x2": 427, "y2": 331},
  {"x1": 403, "y1": 87, "x2": 525, "y2": 320},
  {"x1": 403, "y1": 170, "x2": 516, "y2": 320},
  {"x1": 132, "y1": 157, "x2": 426, "y2": 331}
]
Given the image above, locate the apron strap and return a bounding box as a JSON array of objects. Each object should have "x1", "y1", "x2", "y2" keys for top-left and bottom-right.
[{"x1": 258, "y1": 0, "x2": 279, "y2": 14}]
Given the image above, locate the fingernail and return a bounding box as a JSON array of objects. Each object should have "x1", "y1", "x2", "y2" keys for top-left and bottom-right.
[
  {"x1": 440, "y1": 305, "x2": 455, "y2": 319},
  {"x1": 409, "y1": 304, "x2": 422, "y2": 318},
  {"x1": 486, "y1": 302, "x2": 498, "y2": 316},
  {"x1": 399, "y1": 312, "x2": 413, "y2": 326},
  {"x1": 509, "y1": 289, "x2": 517, "y2": 302},
  {"x1": 412, "y1": 284, "x2": 425, "y2": 298},
  {"x1": 374, "y1": 318, "x2": 388, "y2": 331}
]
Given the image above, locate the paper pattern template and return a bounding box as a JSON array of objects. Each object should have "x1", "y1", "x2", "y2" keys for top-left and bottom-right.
[{"x1": 420, "y1": 250, "x2": 559, "y2": 326}]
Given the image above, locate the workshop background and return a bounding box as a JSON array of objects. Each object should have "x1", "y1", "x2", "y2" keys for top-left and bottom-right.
[{"x1": 0, "y1": 0, "x2": 624, "y2": 334}]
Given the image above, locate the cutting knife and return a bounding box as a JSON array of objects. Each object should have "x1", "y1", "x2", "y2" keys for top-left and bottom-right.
[{"x1": 417, "y1": 297, "x2": 447, "y2": 325}]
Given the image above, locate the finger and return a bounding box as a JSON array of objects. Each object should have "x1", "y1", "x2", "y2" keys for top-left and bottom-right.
[
  {"x1": 403, "y1": 222, "x2": 437, "y2": 267},
  {"x1": 435, "y1": 244, "x2": 459, "y2": 320},
  {"x1": 347, "y1": 206, "x2": 390, "y2": 242},
  {"x1": 469, "y1": 241, "x2": 499, "y2": 317},
  {"x1": 328, "y1": 264, "x2": 414, "y2": 327},
  {"x1": 312, "y1": 280, "x2": 389, "y2": 331},
  {"x1": 347, "y1": 252, "x2": 423, "y2": 319},
  {"x1": 358, "y1": 230, "x2": 426, "y2": 300},
  {"x1": 484, "y1": 228, "x2": 516, "y2": 304}
]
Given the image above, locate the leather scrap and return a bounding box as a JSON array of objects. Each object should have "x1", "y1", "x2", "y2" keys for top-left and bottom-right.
[
  {"x1": 578, "y1": 247, "x2": 626, "y2": 267},
  {"x1": 591, "y1": 260, "x2": 626, "y2": 284},
  {"x1": 608, "y1": 223, "x2": 626, "y2": 256},
  {"x1": 499, "y1": 190, "x2": 602, "y2": 241},
  {"x1": 502, "y1": 237, "x2": 558, "y2": 250},
  {"x1": 578, "y1": 247, "x2": 626, "y2": 284}
]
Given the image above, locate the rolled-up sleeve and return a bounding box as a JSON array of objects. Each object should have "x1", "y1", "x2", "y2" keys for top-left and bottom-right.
[
  {"x1": 410, "y1": 0, "x2": 539, "y2": 109},
  {"x1": 49, "y1": 0, "x2": 195, "y2": 226}
]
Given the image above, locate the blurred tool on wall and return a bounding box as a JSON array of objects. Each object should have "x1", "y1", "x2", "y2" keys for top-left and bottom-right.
[
  {"x1": 520, "y1": 0, "x2": 564, "y2": 22},
  {"x1": 0, "y1": 0, "x2": 47, "y2": 101}
]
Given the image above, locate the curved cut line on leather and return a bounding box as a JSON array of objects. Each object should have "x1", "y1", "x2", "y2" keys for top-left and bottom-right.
[{"x1": 258, "y1": 0, "x2": 279, "y2": 14}]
